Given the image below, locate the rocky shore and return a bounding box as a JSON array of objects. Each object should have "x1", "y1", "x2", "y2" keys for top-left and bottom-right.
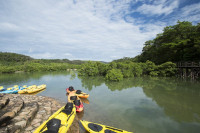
[{"x1": 0, "y1": 94, "x2": 80, "y2": 133}]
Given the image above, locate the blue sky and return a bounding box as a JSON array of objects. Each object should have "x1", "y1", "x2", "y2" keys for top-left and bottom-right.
[{"x1": 0, "y1": 0, "x2": 200, "y2": 62}]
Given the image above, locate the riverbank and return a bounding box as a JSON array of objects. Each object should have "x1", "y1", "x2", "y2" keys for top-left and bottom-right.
[{"x1": 0, "y1": 94, "x2": 79, "y2": 133}]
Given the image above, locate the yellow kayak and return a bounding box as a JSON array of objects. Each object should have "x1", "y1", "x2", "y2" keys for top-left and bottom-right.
[
  {"x1": 34, "y1": 102, "x2": 76, "y2": 133},
  {"x1": 80, "y1": 120, "x2": 132, "y2": 133},
  {"x1": 18, "y1": 85, "x2": 37, "y2": 94},
  {"x1": 26, "y1": 84, "x2": 46, "y2": 94},
  {"x1": 0, "y1": 86, "x2": 4, "y2": 91},
  {"x1": 6, "y1": 85, "x2": 19, "y2": 90},
  {"x1": 18, "y1": 84, "x2": 46, "y2": 94},
  {"x1": 75, "y1": 91, "x2": 89, "y2": 99}
]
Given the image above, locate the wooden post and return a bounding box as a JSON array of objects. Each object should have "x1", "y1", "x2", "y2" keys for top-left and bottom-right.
[{"x1": 176, "y1": 61, "x2": 200, "y2": 80}]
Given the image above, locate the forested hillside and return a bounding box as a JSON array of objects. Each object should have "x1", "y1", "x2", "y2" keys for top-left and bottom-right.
[
  {"x1": 135, "y1": 21, "x2": 200, "y2": 64},
  {"x1": 0, "y1": 52, "x2": 85, "y2": 65},
  {"x1": 0, "y1": 52, "x2": 33, "y2": 65},
  {"x1": 0, "y1": 52, "x2": 84, "y2": 73}
]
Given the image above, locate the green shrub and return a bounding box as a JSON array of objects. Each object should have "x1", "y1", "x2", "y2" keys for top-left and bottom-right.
[
  {"x1": 96, "y1": 62, "x2": 109, "y2": 76},
  {"x1": 158, "y1": 62, "x2": 177, "y2": 76},
  {"x1": 105, "y1": 69, "x2": 123, "y2": 81},
  {"x1": 143, "y1": 60, "x2": 157, "y2": 75},
  {"x1": 132, "y1": 63, "x2": 143, "y2": 77},
  {"x1": 0, "y1": 66, "x2": 16, "y2": 73},
  {"x1": 78, "y1": 61, "x2": 99, "y2": 76},
  {"x1": 149, "y1": 71, "x2": 159, "y2": 76}
]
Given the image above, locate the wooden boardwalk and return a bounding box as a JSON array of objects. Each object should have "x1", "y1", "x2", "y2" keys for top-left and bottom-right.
[{"x1": 176, "y1": 62, "x2": 200, "y2": 79}]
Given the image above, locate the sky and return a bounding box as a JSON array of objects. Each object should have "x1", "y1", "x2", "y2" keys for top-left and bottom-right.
[{"x1": 0, "y1": 0, "x2": 200, "y2": 62}]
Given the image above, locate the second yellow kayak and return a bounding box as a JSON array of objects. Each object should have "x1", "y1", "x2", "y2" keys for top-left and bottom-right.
[
  {"x1": 80, "y1": 120, "x2": 132, "y2": 133},
  {"x1": 18, "y1": 84, "x2": 46, "y2": 94}
]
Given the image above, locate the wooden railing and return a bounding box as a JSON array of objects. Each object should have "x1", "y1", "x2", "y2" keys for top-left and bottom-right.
[{"x1": 176, "y1": 62, "x2": 200, "y2": 68}]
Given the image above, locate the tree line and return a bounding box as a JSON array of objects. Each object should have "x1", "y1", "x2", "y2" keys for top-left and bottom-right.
[
  {"x1": 0, "y1": 52, "x2": 82, "y2": 73},
  {"x1": 78, "y1": 61, "x2": 176, "y2": 81},
  {"x1": 135, "y1": 21, "x2": 200, "y2": 64}
]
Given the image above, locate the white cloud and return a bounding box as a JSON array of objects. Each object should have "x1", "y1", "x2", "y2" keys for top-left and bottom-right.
[
  {"x1": 178, "y1": 2, "x2": 200, "y2": 22},
  {"x1": 136, "y1": 0, "x2": 179, "y2": 16},
  {"x1": 0, "y1": 0, "x2": 183, "y2": 61},
  {"x1": 31, "y1": 52, "x2": 56, "y2": 59},
  {"x1": 0, "y1": 22, "x2": 20, "y2": 31}
]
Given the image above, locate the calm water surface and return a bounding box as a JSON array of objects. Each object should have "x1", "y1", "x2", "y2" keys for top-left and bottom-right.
[{"x1": 1, "y1": 71, "x2": 200, "y2": 133}]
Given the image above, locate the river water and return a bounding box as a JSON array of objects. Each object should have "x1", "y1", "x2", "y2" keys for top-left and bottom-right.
[{"x1": 0, "y1": 71, "x2": 200, "y2": 133}]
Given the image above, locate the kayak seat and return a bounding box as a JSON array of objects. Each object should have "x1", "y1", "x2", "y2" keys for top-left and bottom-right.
[
  {"x1": 68, "y1": 86, "x2": 74, "y2": 91},
  {"x1": 105, "y1": 129, "x2": 117, "y2": 133},
  {"x1": 70, "y1": 96, "x2": 77, "y2": 101},
  {"x1": 74, "y1": 99, "x2": 81, "y2": 106},
  {"x1": 88, "y1": 123, "x2": 103, "y2": 132},
  {"x1": 62, "y1": 102, "x2": 73, "y2": 115},
  {"x1": 43, "y1": 118, "x2": 61, "y2": 133},
  {"x1": 76, "y1": 90, "x2": 82, "y2": 94}
]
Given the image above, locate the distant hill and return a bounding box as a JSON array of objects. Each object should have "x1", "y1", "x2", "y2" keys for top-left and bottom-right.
[
  {"x1": 0, "y1": 52, "x2": 33, "y2": 62},
  {"x1": 112, "y1": 57, "x2": 135, "y2": 63},
  {"x1": 34, "y1": 59, "x2": 86, "y2": 65},
  {"x1": 0, "y1": 52, "x2": 85, "y2": 65}
]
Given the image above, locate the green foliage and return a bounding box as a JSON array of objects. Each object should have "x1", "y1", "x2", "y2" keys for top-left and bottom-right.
[
  {"x1": 78, "y1": 59, "x2": 176, "y2": 81},
  {"x1": 117, "y1": 62, "x2": 132, "y2": 78},
  {"x1": 105, "y1": 69, "x2": 123, "y2": 81},
  {"x1": 138, "y1": 21, "x2": 200, "y2": 64},
  {"x1": 0, "y1": 52, "x2": 33, "y2": 66},
  {"x1": 142, "y1": 60, "x2": 157, "y2": 75},
  {"x1": 109, "y1": 62, "x2": 117, "y2": 69},
  {"x1": 0, "y1": 66, "x2": 16, "y2": 73},
  {"x1": 149, "y1": 71, "x2": 159, "y2": 76},
  {"x1": 96, "y1": 62, "x2": 109, "y2": 76},
  {"x1": 78, "y1": 61, "x2": 99, "y2": 76},
  {"x1": 158, "y1": 62, "x2": 177, "y2": 77},
  {"x1": 0, "y1": 52, "x2": 81, "y2": 73},
  {"x1": 113, "y1": 57, "x2": 134, "y2": 63},
  {"x1": 0, "y1": 52, "x2": 33, "y2": 63}
]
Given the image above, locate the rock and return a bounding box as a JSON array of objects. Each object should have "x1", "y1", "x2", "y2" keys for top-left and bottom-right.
[
  {"x1": 15, "y1": 121, "x2": 27, "y2": 127},
  {"x1": 0, "y1": 94, "x2": 78, "y2": 133},
  {"x1": 0, "y1": 98, "x2": 9, "y2": 109},
  {"x1": 25, "y1": 126, "x2": 34, "y2": 131},
  {"x1": 31, "y1": 119, "x2": 41, "y2": 125}
]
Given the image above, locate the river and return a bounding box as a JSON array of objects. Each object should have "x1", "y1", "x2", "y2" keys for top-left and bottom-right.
[{"x1": 0, "y1": 71, "x2": 200, "y2": 133}]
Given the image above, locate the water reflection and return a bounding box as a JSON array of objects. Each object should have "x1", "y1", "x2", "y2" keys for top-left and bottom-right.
[
  {"x1": 70, "y1": 71, "x2": 76, "y2": 80},
  {"x1": 78, "y1": 74, "x2": 200, "y2": 125},
  {"x1": 78, "y1": 75, "x2": 104, "y2": 91},
  {"x1": 80, "y1": 97, "x2": 90, "y2": 104},
  {"x1": 105, "y1": 77, "x2": 144, "y2": 91},
  {"x1": 142, "y1": 78, "x2": 200, "y2": 123},
  {"x1": 1, "y1": 71, "x2": 200, "y2": 133},
  {"x1": 0, "y1": 71, "x2": 71, "y2": 87}
]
